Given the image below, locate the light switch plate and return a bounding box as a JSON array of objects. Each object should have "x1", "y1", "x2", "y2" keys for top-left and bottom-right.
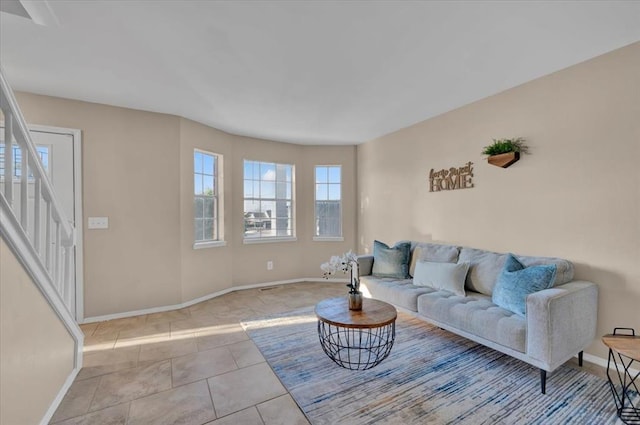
[{"x1": 88, "y1": 217, "x2": 109, "y2": 229}]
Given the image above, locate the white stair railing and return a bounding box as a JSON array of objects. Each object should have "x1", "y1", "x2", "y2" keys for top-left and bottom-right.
[
  {"x1": 0, "y1": 65, "x2": 83, "y2": 425},
  {"x1": 0, "y1": 65, "x2": 77, "y2": 323}
]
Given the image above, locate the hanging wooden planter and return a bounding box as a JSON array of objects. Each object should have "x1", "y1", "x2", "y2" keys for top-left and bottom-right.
[{"x1": 488, "y1": 151, "x2": 520, "y2": 168}]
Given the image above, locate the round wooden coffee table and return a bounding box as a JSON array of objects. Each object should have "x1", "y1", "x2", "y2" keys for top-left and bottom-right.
[{"x1": 315, "y1": 296, "x2": 397, "y2": 370}]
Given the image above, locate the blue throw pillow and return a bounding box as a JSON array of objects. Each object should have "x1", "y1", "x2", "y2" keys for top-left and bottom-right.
[
  {"x1": 372, "y1": 240, "x2": 411, "y2": 279},
  {"x1": 492, "y1": 253, "x2": 557, "y2": 316}
]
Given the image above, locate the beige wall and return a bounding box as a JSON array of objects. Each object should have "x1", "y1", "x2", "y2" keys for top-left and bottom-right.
[
  {"x1": 14, "y1": 93, "x2": 357, "y2": 316},
  {"x1": 179, "y1": 119, "x2": 357, "y2": 300},
  {"x1": 15, "y1": 93, "x2": 183, "y2": 317},
  {"x1": 1, "y1": 239, "x2": 76, "y2": 424},
  {"x1": 179, "y1": 118, "x2": 234, "y2": 302},
  {"x1": 357, "y1": 42, "x2": 640, "y2": 358},
  {"x1": 230, "y1": 138, "x2": 357, "y2": 286}
]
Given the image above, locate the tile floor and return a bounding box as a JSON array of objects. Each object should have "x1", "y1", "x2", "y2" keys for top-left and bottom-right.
[
  {"x1": 51, "y1": 281, "x2": 606, "y2": 424},
  {"x1": 50, "y1": 281, "x2": 345, "y2": 425}
]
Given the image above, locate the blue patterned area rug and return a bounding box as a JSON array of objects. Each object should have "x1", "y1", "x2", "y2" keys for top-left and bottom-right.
[{"x1": 242, "y1": 307, "x2": 628, "y2": 425}]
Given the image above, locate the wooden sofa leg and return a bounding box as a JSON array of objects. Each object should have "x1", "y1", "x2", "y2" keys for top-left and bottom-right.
[
  {"x1": 578, "y1": 351, "x2": 583, "y2": 367},
  {"x1": 540, "y1": 369, "x2": 547, "y2": 394}
]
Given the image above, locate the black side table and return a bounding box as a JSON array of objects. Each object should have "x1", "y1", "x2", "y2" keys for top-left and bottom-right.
[{"x1": 602, "y1": 328, "x2": 640, "y2": 424}]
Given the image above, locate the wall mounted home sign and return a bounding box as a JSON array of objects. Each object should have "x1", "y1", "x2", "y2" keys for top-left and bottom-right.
[{"x1": 429, "y1": 162, "x2": 474, "y2": 192}]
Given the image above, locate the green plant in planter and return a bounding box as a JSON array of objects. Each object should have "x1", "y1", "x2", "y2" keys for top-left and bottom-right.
[{"x1": 481, "y1": 138, "x2": 529, "y2": 156}]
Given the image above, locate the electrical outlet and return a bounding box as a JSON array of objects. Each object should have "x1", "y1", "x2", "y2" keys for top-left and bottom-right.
[
  {"x1": 267, "y1": 261, "x2": 273, "y2": 270},
  {"x1": 88, "y1": 216, "x2": 109, "y2": 229}
]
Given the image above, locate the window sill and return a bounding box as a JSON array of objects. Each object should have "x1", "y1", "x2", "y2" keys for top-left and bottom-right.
[
  {"x1": 193, "y1": 240, "x2": 227, "y2": 250},
  {"x1": 313, "y1": 236, "x2": 344, "y2": 242},
  {"x1": 243, "y1": 236, "x2": 297, "y2": 245}
]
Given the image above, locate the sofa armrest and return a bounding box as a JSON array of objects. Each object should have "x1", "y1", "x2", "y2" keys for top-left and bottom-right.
[
  {"x1": 357, "y1": 255, "x2": 374, "y2": 277},
  {"x1": 526, "y1": 280, "x2": 598, "y2": 371}
]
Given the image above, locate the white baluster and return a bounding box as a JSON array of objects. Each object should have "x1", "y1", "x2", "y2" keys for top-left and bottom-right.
[
  {"x1": 45, "y1": 200, "x2": 52, "y2": 271},
  {"x1": 63, "y1": 245, "x2": 73, "y2": 312},
  {"x1": 34, "y1": 177, "x2": 41, "y2": 255},
  {"x1": 20, "y1": 144, "x2": 28, "y2": 229},
  {"x1": 3, "y1": 113, "x2": 13, "y2": 205},
  {"x1": 55, "y1": 221, "x2": 61, "y2": 292}
]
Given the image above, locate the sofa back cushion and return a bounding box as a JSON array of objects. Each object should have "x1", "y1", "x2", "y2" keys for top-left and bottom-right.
[
  {"x1": 459, "y1": 247, "x2": 575, "y2": 296},
  {"x1": 458, "y1": 248, "x2": 507, "y2": 296},
  {"x1": 518, "y1": 256, "x2": 574, "y2": 286},
  {"x1": 408, "y1": 242, "x2": 460, "y2": 277}
]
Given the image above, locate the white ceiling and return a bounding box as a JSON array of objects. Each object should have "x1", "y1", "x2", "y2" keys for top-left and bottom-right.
[{"x1": 1, "y1": 1, "x2": 639, "y2": 145}]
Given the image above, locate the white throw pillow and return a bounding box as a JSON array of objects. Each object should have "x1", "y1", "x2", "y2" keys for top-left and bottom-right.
[{"x1": 413, "y1": 260, "x2": 470, "y2": 296}]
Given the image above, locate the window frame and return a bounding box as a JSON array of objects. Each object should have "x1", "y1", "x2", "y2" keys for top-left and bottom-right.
[
  {"x1": 313, "y1": 164, "x2": 343, "y2": 241},
  {"x1": 193, "y1": 149, "x2": 225, "y2": 249},
  {"x1": 243, "y1": 159, "x2": 296, "y2": 244},
  {"x1": 0, "y1": 144, "x2": 50, "y2": 181}
]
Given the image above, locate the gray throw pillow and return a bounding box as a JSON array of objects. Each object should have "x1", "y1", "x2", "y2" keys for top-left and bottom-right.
[{"x1": 372, "y1": 240, "x2": 411, "y2": 279}]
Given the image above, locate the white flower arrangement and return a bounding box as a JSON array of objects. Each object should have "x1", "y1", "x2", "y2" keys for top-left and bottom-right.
[{"x1": 321, "y1": 250, "x2": 360, "y2": 294}]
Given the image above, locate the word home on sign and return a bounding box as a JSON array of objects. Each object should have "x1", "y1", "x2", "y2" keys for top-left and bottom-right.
[{"x1": 429, "y1": 162, "x2": 474, "y2": 192}]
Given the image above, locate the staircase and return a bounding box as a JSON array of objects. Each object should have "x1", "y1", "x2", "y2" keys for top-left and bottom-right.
[{"x1": 0, "y1": 65, "x2": 83, "y2": 422}]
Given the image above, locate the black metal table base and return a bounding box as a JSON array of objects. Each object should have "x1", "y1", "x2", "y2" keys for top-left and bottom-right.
[
  {"x1": 606, "y1": 329, "x2": 640, "y2": 425},
  {"x1": 317, "y1": 321, "x2": 395, "y2": 370}
]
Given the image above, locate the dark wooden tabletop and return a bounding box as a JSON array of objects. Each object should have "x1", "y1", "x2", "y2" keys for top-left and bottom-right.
[{"x1": 315, "y1": 296, "x2": 397, "y2": 329}]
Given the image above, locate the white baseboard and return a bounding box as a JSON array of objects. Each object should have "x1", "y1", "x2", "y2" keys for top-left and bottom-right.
[
  {"x1": 40, "y1": 365, "x2": 80, "y2": 425},
  {"x1": 82, "y1": 278, "x2": 347, "y2": 324},
  {"x1": 581, "y1": 352, "x2": 639, "y2": 376}
]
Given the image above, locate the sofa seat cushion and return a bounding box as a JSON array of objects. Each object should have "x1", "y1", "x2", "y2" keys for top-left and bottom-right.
[
  {"x1": 360, "y1": 276, "x2": 436, "y2": 312},
  {"x1": 417, "y1": 291, "x2": 526, "y2": 353}
]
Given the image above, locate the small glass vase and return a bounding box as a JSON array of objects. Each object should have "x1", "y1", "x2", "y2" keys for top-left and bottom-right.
[{"x1": 349, "y1": 291, "x2": 363, "y2": 311}]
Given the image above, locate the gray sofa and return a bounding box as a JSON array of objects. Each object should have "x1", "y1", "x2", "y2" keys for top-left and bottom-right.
[{"x1": 357, "y1": 241, "x2": 598, "y2": 394}]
